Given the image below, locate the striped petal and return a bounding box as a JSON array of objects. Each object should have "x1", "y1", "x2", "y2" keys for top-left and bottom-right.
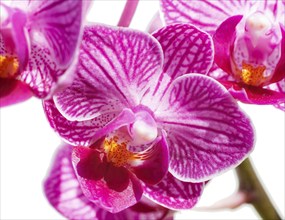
[
  {"x1": 0, "y1": 4, "x2": 29, "y2": 72},
  {"x1": 54, "y1": 24, "x2": 163, "y2": 121},
  {"x1": 72, "y1": 146, "x2": 143, "y2": 213},
  {"x1": 152, "y1": 23, "x2": 214, "y2": 79},
  {"x1": 155, "y1": 74, "x2": 254, "y2": 182},
  {"x1": 44, "y1": 145, "x2": 100, "y2": 220},
  {"x1": 19, "y1": 44, "x2": 66, "y2": 98},
  {"x1": 27, "y1": 0, "x2": 84, "y2": 68},
  {"x1": 144, "y1": 172, "x2": 204, "y2": 210},
  {"x1": 267, "y1": 80, "x2": 285, "y2": 110},
  {"x1": 43, "y1": 100, "x2": 119, "y2": 146},
  {"x1": 160, "y1": 0, "x2": 258, "y2": 35},
  {"x1": 221, "y1": 80, "x2": 285, "y2": 109}
]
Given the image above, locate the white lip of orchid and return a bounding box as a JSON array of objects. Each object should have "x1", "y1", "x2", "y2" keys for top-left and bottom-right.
[
  {"x1": 130, "y1": 119, "x2": 158, "y2": 146},
  {"x1": 245, "y1": 12, "x2": 272, "y2": 47}
]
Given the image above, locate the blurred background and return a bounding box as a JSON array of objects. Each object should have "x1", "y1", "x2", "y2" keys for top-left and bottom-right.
[{"x1": 1, "y1": 1, "x2": 284, "y2": 219}]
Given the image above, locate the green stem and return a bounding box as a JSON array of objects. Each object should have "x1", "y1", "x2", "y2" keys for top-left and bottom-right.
[{"x1": 235, "y1": 157, "x2": 282, "y2": 220}]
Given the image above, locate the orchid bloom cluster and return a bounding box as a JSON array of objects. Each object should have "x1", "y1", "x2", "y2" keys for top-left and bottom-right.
[
  {"x1": 43, "y1": 22, "x2": 254, "y2": 217},
  {"x1": 6, "y1": 0, "x2": 285, "y2": 219},
  {"x1": 160, "y1": 0, "x2": 285, "y2": 110},
  {"x1": 0, "y1": 0, "x2": 88, "y2": 106}
]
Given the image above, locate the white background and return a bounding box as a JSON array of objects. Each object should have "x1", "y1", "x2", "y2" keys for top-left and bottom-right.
[{"x1": 1, "y1": 1, "x2": 284, "y2": 219}]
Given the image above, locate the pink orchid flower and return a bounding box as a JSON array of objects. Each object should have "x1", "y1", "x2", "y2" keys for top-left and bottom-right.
[
  {"x1": 43, "y1": 23, "x2": 254, "y2": 212},
  {"x1": 0, "y1": 0, "x2": 89, "y2": 107},
  {"x1": 44, "y1": 144, "x2": 174, "y2": 220},
  {"x1": 160, "y1": 0, "x2": 285, "y2": 109}
]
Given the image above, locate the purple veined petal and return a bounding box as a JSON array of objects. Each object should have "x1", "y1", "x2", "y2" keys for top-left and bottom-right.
[
  {"x1": 153, "y1": 23, "x2": 214, "y2": 79},
  {"x1": 207, "y1": 63, "x2": 235, "y2": 82},
  {"x1": 160, "y1": 0, "x2": 258, "y2": 35},
  {"x1": 43, "y1": 100, "x2": 119, "y2": 146},
  {"x1": 213, "y1": 15, "x2": 243, "y2": 75},
  {"x1": 131, "y1": 133, "x2": 169, "y2": 185},
  {"x1": 19, "y1": 43, "x2": 66, "y2": 98},
  {"x1": 91, "y1": 108, "x2": 136, "y2": 143},
  {"x1": 44, "y1": 144, "x2": 100, "y2": 220},
  {"x1": 26, "y1": 0, "x2": 84, "y2": 68},
  {"x1": 1, "y1": 4, "x2": 30, "y2": 72},
  {"x1": 54, "y1": 24, "x2": 164, "y2": 121},
  {"x1": 97, "y1": 196, "x2": 174, "y2": 220},
  {"x1": 144, "y1": 172, "x2": 204, "y2": 210},
  {"x1": 155, "y1": 74, "x2": 254, "y2": 182},
  {"x1": 258, "y1": 0, "x2": 285, "y2": 24},
  {"x1": 270, "y1": 25, "x2": 285, "y2": 84},
  {"x1": 221, "y1": 80, "x2": 285, "y2": 108},
  {"x1": 0, "y1": 78, "x2": 32, "y2": 107},
  {"x1": 147, "y1": 12, "x2": 164, "y2": 34},
  {"x1": 145, "y1": 24, "x2": 214, "y2": 110},
  {"x1": 72, "y1": 146, "x2": 143, "y2": 213},
  {"x1": 268, "y1": 80, "x2": 285, "y2": 110}
]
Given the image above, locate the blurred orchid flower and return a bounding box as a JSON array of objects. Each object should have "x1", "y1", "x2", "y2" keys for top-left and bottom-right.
[
  {"x1": 44, "y1": 144, "x2": 174, "y2": 220},
  {"x1": 160, "y1": 0, "x2": 285, "y2": 109},
  {"x1": 0, "y1": 0, "x2": 89, "y2": 107},
  {"x1": 43, "y1": 23, "x2": 254, "y2": 212}
]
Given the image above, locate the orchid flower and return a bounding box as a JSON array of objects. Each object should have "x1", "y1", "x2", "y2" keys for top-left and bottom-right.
[
  {"x1": 0, "y1": 0, "x2": 89, "y2": 107},
  {"x1": 43, "y1": 23, "x2": 254, "y2": 212},
  {"x1": 44, "y1": 144, "x2": 174, "y2": 220},
  {"x1": 160, "y1": 0, "x2": 285, "y2": 109}
]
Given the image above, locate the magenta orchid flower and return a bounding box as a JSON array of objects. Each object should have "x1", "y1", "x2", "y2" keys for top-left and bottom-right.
[
  {"x1": 160, "y1": 0, "x2": 285, "y2": 109},
  {"x1": 0, "y1": 0, "x2": 89, "y2": 107},
  {"x1": 44, "y1": 144, "x2": 174, "y2": 220},
  {"x1": 43, "y1": 23, "x2": 254, "y2": 212}
]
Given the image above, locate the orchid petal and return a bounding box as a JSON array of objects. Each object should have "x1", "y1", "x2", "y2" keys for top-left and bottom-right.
[
  {"x1": 72, "y1": 146, "x2": 143, "y2": 213},
  {"x1": 0, "y1": 4, "x2": 29, "y2": 71},
  {"x1": 222, "y1": 80, "x2": 285, "y2": 108},
  {"x1": 153, "y1": 23, "x2": 214, "y2": 79},
  {"x1": 19, "y1": 44, "x2": 66, "y2": 98},
  {"x1": 54, "y1": 24, "x2": 163, "y2": 121},
  {"x1": 132, "y1": 133, "x2": 169, "y2": 185},
  {"x1": 144, "y1": 172, "x2": 204, "y2": 210},
  {"x1": 213, "y1": 15, "x2": 243, "y2": 75},
  {"x1": 160, "y1": 0, "x2": 257, "y2": 35},
  {"x1": 43, "y1": 100, "x2": 119, "y2": 146},
  {"x1": 26, "y1": 0, "x2": 84, "y2": 68},
  {"x1": 155, "y1": 74, "x2": 254, "y2": 182},
  {"x1": 0, "y1": 78, "x2": 32, "y2": 107},
  {"x1": 271, "y1": 25, "x2": 285, "y2": 84},
  {"x1": 147, "y1": 12, "x2": 163, "y2": 34},
  {"x1": 44, "y1": 145, "x2": 100, "y2": 220},
  {"x1": 267, "y1": 80, "x2": 285, "y2": 110}
]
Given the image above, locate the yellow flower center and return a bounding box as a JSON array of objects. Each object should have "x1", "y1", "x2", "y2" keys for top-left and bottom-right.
[
  {"x1": 0, "y1": 55, "x2": 19, "y2": 78},
  {"x1": 104, "y1": 136, "x2": 134, "y2": 167},
  {"x1": 240, "y1": 62, "x2": 267, "y2": 86}
]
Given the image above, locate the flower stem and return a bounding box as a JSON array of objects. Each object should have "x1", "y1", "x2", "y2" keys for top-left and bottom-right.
[
  {"x1": 235, "y1": 157, "x2": 282, "y2": 219},
  {"x1": 117, "y1": 0, "x2": 139, "y2": 27}
]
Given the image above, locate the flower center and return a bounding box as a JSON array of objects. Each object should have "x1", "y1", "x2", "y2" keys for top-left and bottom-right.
[
  {"x1": 245, "y1": 12, "x2": 272, "y2": 47},
  {"x1": 104, "y1": 136, "x2": 134, "y2": 167},
  {"x1": 0, "y1": 55, "x2": 19, "y2": 78},
  {"x1": 240, "y1": 62, "x2": 267, "y2": 86},
  {"x1": 129, "y1": 110, "x2": 158, "y2": 146}
]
